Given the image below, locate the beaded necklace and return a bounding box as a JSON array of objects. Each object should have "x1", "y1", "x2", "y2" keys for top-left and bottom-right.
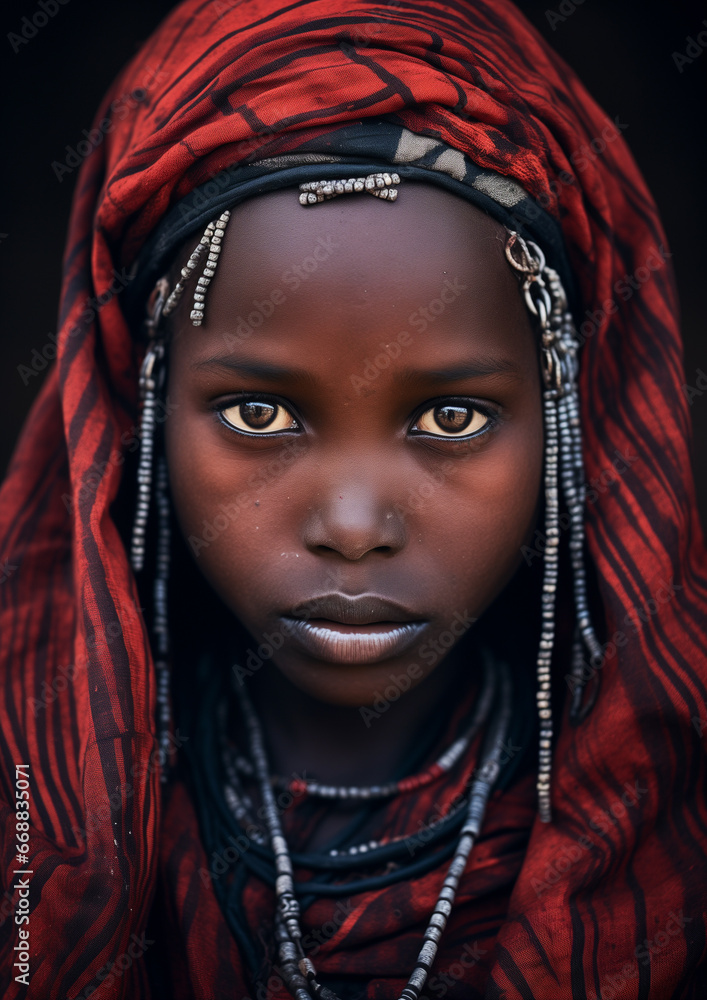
[
  {"x1": 226, "y1": 657, "x2": 512, "y2": 1000},
  {"x1": 224, "y1": 658, "x2": 494, "y2": 803}
]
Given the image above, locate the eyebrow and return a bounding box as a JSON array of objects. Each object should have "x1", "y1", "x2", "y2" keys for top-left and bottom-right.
[
  {"x1": 190, "y1": 355, "x2": 314, "y2": 382},
  {"x1": 396, "y1": 357, "x2": 526, "y2": 384},
  {"x1": 190, "y1": 353, "x2": 526, "y2": 384}
]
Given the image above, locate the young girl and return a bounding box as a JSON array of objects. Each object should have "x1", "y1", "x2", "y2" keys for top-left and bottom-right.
[{"x1": 1, "y1": 1, "x2": 705, "y2": 998}]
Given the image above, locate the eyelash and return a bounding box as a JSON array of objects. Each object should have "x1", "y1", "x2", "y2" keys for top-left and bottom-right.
[
  {"x1": 213, "y1": 393, "x2": 301, "y2": 437},
  {"x1": 212, "y1": 394, "x2": 499, "y2": 440},
  {"x1": 409, "y1": 397, "x2": 499, "y2": 441}
]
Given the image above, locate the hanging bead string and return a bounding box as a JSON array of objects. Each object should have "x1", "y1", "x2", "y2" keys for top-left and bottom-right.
[
  {"x1": 398, "y1": 663, "x2": 511, "y2": 1000},
  {"x1": 153, "y1": 452, "x2": 173, "y2": 778},
  {"x1": 129, "y1": 278, "x2": 176, "y2": 780},
  {"x1": 237, "y1": 685, "x2": 303, "y2": 947},
  {"x1": 162, "y1": 221, "x2": 214, "y2": 317},
  {"x1": 504, "y1": 232, "x2": 603, "y2": 821},
  {"x1": 190, "y1": 211, "x2": 230, "y2": 326},
  {"x1": 130, "y1": 279, "x2": 169, "y2": 573},
  {"x1": 232, "y1": 661, "x2": 511, "y2": 1000},
  {"x1": 224, "y1": 661, "x2": 495, "y2": 802},
  {"x1": 160, "y1": 211, "x2": 231, "y2": 328},
  {"x1": 299, "y1": 172, "x2": 400, "y2": 205},
  {"x1": 536, "y1": 390, "x2": 559, "y2": 824},
  {"x1": 541, "y1": 268, "x2": 604, "y2": 723},
  {"x1": 324, "y1": 796, "x2": 470, "y2": 860}
]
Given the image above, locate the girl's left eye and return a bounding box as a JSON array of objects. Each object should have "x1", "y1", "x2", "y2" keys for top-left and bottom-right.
[
  {"x1": 411, "y1": 401, "x2": 492, "y2": 438},
  {"x1": 218, "y1": 398, "x2": 299, "y2": 434}
]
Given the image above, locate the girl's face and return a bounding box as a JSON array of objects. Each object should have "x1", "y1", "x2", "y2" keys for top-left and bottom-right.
[{"x1": 164, "y1": 183, "x2": 543, "y2": 706}]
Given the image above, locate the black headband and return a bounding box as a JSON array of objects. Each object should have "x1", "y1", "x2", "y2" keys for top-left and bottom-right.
[{"x1": 123, "y1": 117, "x2": 578, "y2": 328}]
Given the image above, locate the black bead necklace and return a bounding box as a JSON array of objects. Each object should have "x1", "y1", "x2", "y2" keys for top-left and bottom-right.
[{"x1": 228, "y1": 656, "x2": 513, "y2": 1000}]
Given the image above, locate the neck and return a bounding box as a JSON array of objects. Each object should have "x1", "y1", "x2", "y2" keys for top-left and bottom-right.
[{"x1": 245, "y1": 643, "x2": 478, "y2": 788}]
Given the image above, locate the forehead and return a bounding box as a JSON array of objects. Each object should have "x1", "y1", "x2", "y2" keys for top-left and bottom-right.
[
  {"x1": 215, "y1": 181, "x2": 507, "y2": 284},
  {"x1": 165, "y1": 181, "x2": 534, "y2": 363}
]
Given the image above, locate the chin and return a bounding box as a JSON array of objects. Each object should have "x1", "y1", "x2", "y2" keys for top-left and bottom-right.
[{"x1": 273, "y1": 656, "x2": 430, "y2": 708}]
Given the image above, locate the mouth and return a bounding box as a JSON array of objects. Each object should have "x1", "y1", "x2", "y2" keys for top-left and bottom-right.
[{"x1": 281, "y1": 594, "x2": 428, "y2": 665}]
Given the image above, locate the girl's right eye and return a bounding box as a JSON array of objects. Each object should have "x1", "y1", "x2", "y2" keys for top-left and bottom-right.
[{"x1": 218, "y1": 398, "x2": 300, "y2": 435}]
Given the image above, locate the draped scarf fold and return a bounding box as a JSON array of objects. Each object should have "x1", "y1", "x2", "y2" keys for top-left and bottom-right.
[{"x1": 0, "y1": 1, "x2": 705, "y2": 997}]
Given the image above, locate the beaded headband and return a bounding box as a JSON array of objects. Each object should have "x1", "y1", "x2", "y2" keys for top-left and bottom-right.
[{"x1": 133, "y1": 170, "x2": 603, "y2": 823}]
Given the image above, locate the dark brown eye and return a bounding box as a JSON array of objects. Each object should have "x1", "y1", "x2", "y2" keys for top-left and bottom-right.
[
  {"x1": 413, "y1": 402, "x2": 490, "y2": 438},
  {"x1": 241, "y1": 401, "x2": 277, "y2": 428},
  {"x1": 219, "y1": 398, "x2": 298, "y2": 434}
]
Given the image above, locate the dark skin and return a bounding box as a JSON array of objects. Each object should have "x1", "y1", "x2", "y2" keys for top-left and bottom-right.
[{"x1": 164, "y1": 183, "x2": 543, "y2": 847}]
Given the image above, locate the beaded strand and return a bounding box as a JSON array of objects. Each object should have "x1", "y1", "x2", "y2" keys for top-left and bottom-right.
[
  {"x1": 233, "y1": 662, "x2": 511, "y2": 1000},
  {"x1": 153, "y1": 452, "x2": 173, "y2": 776},
  {"x1": 130, "y1": 280, "x2": 168, "y2": 573},
  {"x1": 503, "y1": 233, "x2": 603, "y2": 821},
  {"x1": 225, "y1": 661, "x2": 495, "y2": 802},
  {"x1": 190, "y1": 211, "x2": 230, "y2": 326},
  {"x1": 298, "y1": 172, "x2": 400, "y2": 205}
]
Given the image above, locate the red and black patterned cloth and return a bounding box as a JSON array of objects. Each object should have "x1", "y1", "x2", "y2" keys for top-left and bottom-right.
[{"x1": 0, "y1": 1, "x2": 706, "y2": 997}]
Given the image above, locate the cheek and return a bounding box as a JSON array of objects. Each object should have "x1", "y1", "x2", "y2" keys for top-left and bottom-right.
[
  {"x1": 424, "y1": 409, "x2": 543, "y2": 597},
  {"x1": 163, "y1": 403, "x2": 300, "y2": 603}
]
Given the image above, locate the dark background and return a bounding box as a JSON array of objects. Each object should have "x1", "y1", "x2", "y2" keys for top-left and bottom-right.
[{"x1": 1, "y1": 0, "x2": 706, "y2": 529}]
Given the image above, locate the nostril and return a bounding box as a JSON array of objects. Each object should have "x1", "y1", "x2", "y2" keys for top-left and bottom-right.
[
  {"x1": 302, "y1": 500, "x2": 408, "y2": 560},
  {"x1": 313, "y1": 542, "x2": 394, "y2": 559}
]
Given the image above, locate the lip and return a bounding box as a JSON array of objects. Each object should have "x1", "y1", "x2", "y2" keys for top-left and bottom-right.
[
  {"x1": 282, "y1": 618, "x2": 428, "y2": 664},
  {"x1": 289, "y1": 593, "x2": 422, "y2": 625},
  {"x1": 281, "y1": 593, "x2": 428, "y2": 664}
]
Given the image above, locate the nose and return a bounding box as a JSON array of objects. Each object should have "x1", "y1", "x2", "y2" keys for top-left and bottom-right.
[{"x1": 302, "y1": 476, "x2": 407, "y2": 561}]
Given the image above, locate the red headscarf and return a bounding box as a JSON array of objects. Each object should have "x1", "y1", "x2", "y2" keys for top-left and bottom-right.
[{"x1": 1, "y1": 1, "x2": 705, "y2": 997}]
